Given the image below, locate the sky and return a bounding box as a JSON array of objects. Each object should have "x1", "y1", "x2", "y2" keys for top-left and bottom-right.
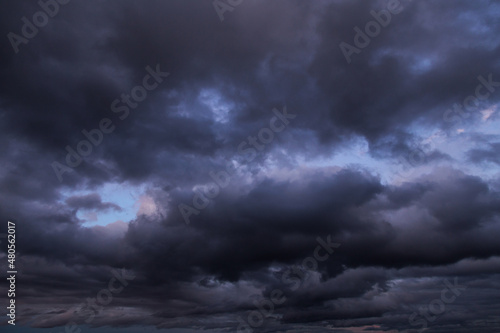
[{"x1": 1, "y1": 0, "x2": 500, "y2": 332}]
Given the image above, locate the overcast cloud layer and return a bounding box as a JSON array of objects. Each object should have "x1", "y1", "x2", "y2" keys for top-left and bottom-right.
[{"x1": 1, "y1": 1, "x2": 500, "y2": 332}]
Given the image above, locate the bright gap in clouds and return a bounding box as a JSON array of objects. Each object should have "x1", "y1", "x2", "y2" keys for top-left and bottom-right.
[
  {"x1": 293, "y1": 106, "x2": 499, "y2": 186},
  {"x1": 198, "y1": 88, "x2": 232, "y2": 123},
  {"x1": 296, "y1": 136, "x2": 395, "y2": 184},
  {"x1": 61, "y1": 182, "x2": 148, "y2": 227}
]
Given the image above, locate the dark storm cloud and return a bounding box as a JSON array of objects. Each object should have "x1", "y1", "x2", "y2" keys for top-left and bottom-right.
[
  {"x1": 1, "y1": 0, "x2": 498, "y2": 184},
  {"x1": 467, "y1": 142, "x2": 500, "y2": 165},
  {"x1": 1, "y1": 0, "x2": 499, "y2": 332},
  {"x1": 156, "y1": 168, "x2": 500, "y2": 281},
  {"x1": 310, "y1": 0, "x2": 500, "y2": 149},
  {"x1": 4, "y1": 167, "x2": 500, "y2": 331},
  {"x1": 66, "y1": 193, "x2": 122, "y2": 212}
]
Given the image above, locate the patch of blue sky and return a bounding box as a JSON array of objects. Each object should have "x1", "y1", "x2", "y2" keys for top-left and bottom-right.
[{"x1": 60, "y1": 182, "x2": 146, "y2": 227}]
